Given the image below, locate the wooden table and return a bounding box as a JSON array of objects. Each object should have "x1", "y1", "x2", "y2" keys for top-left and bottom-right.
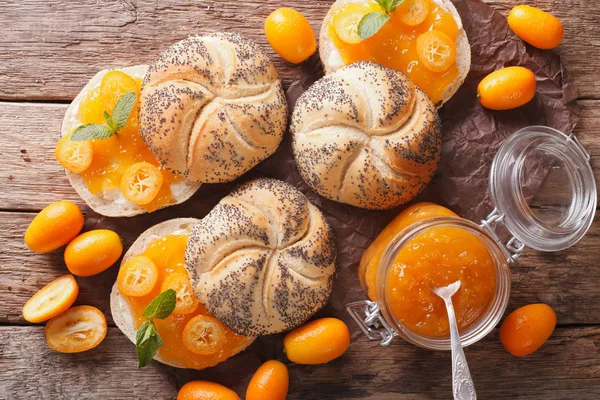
[{"x1": 1, "y1": 1, "x2": 599, "y2": 399}]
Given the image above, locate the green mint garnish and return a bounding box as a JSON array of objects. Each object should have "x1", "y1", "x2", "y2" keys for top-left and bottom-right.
[
  {"x1": 71, "y1": 91, "x2": 136, "y2": 141},
  {"x1": 357, "y1": 0, "x2": 405, "y2": 40},
  {"x1": 135, "y1": 289, "x2": 176, "y2": 368}
]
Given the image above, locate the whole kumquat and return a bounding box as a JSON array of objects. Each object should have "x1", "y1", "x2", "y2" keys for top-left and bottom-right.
[
  {"x1": 22, "y1": 274, "x2": 79, "y2": 323},
  {"x1": 45, "y1": 305, "x2": 107, "y2": 353},
  {"x1": 283, "y1": 317, "x2": 350, "y2": 365},
  {"x1": 177, "y1": 380, "x2": 240, "y2": 400},
  {"x1": 24, "y1": 201, "x2": 84, "y2": 253},
  {"x1": 264, "y1": 8, "x2": 316, "y2": 64},
  {"x1": 477, "y1": 66, "x2": 536, "y2": 111},
  {"x1": 64, "y1": 229, "x2": 123, "y2": 277},
  {"x1": 499, "y1": 303, "x2": 556, "y2": 357},
  {"x1": 246, "y1": 360, "x2": 289, "y2": 400},
  {"x1": 508, "y1": 5, "x2": 563, "y2": 49}
]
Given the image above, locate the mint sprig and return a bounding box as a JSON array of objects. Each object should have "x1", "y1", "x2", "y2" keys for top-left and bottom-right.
[
  {"x1": 135, "y1": 289, "x2": 176, "y2": 368},
  {"x1": 358, "y1": 0, "x2": 406, "y2": 40},
  {"x1": 71, "y1": 91, "x2": 136, "y2": 141}
]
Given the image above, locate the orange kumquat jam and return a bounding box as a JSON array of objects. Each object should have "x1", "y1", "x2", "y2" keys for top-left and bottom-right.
[
  {"x1": 328, "y1": 0, "x2": 460, "y2": 104},
  {"x1": 360, "y1": 203, "x2": 496, "y2": 337},
  {"x1": 75, "y1": 71, "x2": 180, "y2": 212},
  {"x1": 122, "y1": 233, "x2": 251, "y2": 369}
]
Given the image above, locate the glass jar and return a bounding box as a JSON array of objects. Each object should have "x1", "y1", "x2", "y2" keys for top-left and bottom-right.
[{"x1": 347, "y1": 126, "x2": 596, "y2": 350}]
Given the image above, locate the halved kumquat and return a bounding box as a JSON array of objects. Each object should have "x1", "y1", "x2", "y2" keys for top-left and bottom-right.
[
  {"x1": 117, "y1": 256, "x2": 159, "y2": 297},
  {"x1": 120, "y1": 161, "x2": 164, "y2": 205},
  {"x1": 394, "y1": 0, "x2": 431, "y2": 27},
  {"x1": 55, "y1": 133, "x2": 94, "y2": 173},
  {"x1": 332, "y1": 3, "x2": 373, "y2": 45},
  {"x1": 182, "y1": 315, "x2": 226, "y2": 356},
  {"x1": 22, "y1": 274, "x2": 79, "y2": 323},
  {"x1": 416, "y1": 30, "x2": 456, "y2": 72},
  {"x1": 100, "y1": 70, "x2": 139, "y2": 112},
  {"x1": 45, "y1": 305, "x2": 107, "y2": 353},
  {"x1": 177, "y1": 380, "x2": 240, "y2": 400},
  {"x1": 161, "y1": 272, "x2": 199, "y2": 314}
]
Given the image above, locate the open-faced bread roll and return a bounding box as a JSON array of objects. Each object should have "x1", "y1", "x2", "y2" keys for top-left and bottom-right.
[
  {"x1": 185, "y1": 178, "x2": 336, "y2": 336},
  {"x1": 319, "y1": 0, "x2": 471, "y2": 106},
  {"x1": 60, "y1": 65, "x2": 201, "y2": 217},
  {"x1": 291, "y1": 61, "x2": 441, "y2": 210},
  {"x1": 139, "y1": 32, "x2": 288, "y2": 183},
  {"x1": 111, "y1": 218, "x2": 255, "y2": 369}
]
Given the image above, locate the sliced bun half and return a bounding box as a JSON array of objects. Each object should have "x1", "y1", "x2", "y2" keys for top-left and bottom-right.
[
  {"x1": 319, "y1": 0, "x2": 471, "y2": 106},
  {"x1": 61, "y1": 65, "x2": 201, "y2": 217},
  {"x1": 110, "y1": 218, "x2": 255, "y2": 369}
]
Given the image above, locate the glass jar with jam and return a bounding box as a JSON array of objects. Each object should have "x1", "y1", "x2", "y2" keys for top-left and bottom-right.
[{"x1": 348, "y1": 126, "x2": 596, "y2": 350}]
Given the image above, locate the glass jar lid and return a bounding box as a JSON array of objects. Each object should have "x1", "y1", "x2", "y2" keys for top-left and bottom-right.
[{"x1": 489, "y1": 126, "x2": 596, "y2": 252}]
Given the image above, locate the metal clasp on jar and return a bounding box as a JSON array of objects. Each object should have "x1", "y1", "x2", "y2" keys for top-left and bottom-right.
[
  {"x1": 480, "y1": 208, "x2": 525, "y2": 262},
  {"x1": 346, "y1": 300, "x2": 395, "y2": 346}
]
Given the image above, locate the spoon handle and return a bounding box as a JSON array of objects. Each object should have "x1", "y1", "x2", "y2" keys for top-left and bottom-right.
[{"x1": 445, "y1": 298, "x2": 477, "y2": 400}]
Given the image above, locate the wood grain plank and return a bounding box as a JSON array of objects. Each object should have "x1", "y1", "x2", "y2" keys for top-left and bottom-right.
[
  {"x1": 1, "y1": 325, "x2": 599, "y2": 399},
  {"x1": 0, "y1": 0, "x2": 598, "y2": 100},
  {"x1": 3, "y1": 210, "x2": 600, "y2": 325},
  {"x1": 2, "y1": 99, "x2": 600, "y2": 211}
]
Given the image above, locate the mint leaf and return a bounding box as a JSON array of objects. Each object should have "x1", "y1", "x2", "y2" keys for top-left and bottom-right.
[
  {"x1": 111, "y1": 92, "x2": 136, "y2": 131},
  {"x1": 390, "y1": 0, "x2": 406, "y2": 12},
  {"x1": 358, "y1": 12, "x2": 391, "y2": 40},
  {"x1": 375, "y1": 0, "x2": 392, "y2": 11},
  {"x1": 136, "y1": 320, "x2": 153, "y2": 344},
  {"x1": 142, "y1": 289, "x2": 177, "y2": 320},
  {"x1": 71, "y1": 124, "x2": 115, "y2": 141},
  {"x1": 135, "y1": 319, "x2": 166, "y2": 368},
  {"x1": 103, "y1": 110, "x2": 115, "y2": 131}
]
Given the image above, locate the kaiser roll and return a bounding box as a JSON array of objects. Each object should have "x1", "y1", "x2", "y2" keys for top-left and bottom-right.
[
  {"x1": 291, "y1": 61, "x2": 442, "y2": 210},
  {"x1": 139, "y1": 32, "x2": 288, "y2": 183},
  {"x1": 185, "y1": 178, "x2": 336, "y2": 336}
]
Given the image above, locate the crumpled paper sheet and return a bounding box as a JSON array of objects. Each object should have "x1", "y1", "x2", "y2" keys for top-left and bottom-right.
[{"x1": 82, "y1": 0, "x2": 579, "y2": 390}]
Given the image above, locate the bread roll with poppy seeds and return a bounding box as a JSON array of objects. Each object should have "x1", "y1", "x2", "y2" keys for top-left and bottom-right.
[
  {"x1": 110, "y1": 218, "x2": 255, "y2": 369},
  {"x1": 291, "y1": 61, "x2": 441, "y2": 210},
  {"x1": 139, "y1": 32, "x2": 288, "y2": 183},
  {"x1": 185, "y1": 178, "x2": 336, "y2": 336}
]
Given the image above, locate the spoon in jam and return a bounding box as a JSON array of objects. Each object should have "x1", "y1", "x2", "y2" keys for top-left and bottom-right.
[{"x1": 430, "y1": 280, "x2": 477, "y2": 400}]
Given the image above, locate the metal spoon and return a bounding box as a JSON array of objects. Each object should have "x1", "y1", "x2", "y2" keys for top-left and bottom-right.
[{"x1": 430, "y1": 280, "x2": 477, "y2": 400}]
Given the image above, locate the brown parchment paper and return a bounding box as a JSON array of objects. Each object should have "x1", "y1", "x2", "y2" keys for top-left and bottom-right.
[{"x1": 80, "y1": 0, "x2": 579, "y2": 393}]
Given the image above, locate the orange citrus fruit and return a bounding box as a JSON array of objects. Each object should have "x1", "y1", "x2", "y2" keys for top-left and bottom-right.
[
  {"x1": 25, "y1": 200, "x2": 84, "y2": 253},
  {"x1": 177, "y1": 380, "x2": 240, "y2": 400},
  {"x1": 265, "y1": 8, "x2": 316, "y2": 64},
  {"x1": 499, "y1": 303, "x2": 557, "y2": 357},
  {"x1": 246, "y1": 360, "x2": 289, "y2": 400},
  {"x1": 283, "y1": 317, "x2": 350, "y2": 365},
  {"x1": 45, "y1": 305, "x2": 107, "y2": 353},
  {"x1": 22, "y1": 274, "x2": 79, "y2": 323},
  {"x1": 64, "y1": 229, "x2": 123, "y2": 277},
  {"x1": 478, "y1": 66, "x2": 536, "y2": 111}
]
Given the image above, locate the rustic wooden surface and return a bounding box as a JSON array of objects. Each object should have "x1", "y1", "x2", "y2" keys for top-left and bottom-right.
[{"x1": 1, "y1": 0, "x2": 600, "y2": 399}]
